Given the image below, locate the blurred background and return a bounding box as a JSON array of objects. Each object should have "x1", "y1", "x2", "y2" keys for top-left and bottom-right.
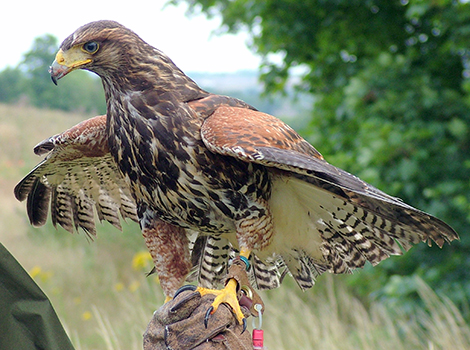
[{"x1": 1, "y1": 0, "x2": 470, "y2": 349}]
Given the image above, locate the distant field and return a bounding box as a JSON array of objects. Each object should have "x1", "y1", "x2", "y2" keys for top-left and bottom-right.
[{"x1": 1, "y1": 103, "x2": 469, "y2": 349}]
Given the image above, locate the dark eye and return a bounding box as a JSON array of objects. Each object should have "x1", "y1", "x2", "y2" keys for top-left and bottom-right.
[{"x1": 82, "y1": 41, "x2": 99, "y2": 54}]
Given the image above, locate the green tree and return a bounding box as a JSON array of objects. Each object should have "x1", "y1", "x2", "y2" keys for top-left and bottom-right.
[
  {"x1": 173, "y1": 0, "x2": 470, "y2": 310},
  {"x1": 1, "y1": 34, "x2": 106, "y2": 114},
  {"x1": 20, "y1": 34, "x2": 59, "y2": 107},
  {"x1": 0, "y1": 66, "x2": 26, "y2": 103}
]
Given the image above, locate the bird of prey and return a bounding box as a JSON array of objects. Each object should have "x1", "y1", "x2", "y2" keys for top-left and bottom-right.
[{"x1": 19, "y1": 20, "x2": 458, "y2": 324}]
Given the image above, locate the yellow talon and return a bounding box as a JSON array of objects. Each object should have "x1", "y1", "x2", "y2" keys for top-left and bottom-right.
[
  {"x1": 197, "y1": 248, "x2": 252, "y2": 326},
  {"x1": 197, "y1": 278, "x2": 245, "y2": 325}
]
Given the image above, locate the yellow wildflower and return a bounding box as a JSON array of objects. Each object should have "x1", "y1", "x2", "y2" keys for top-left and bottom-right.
[
  {"x1": 82, "y1": 311, "x2": 92, "y2": 321},
  {"x1": 29, "y1": 266, "x2": 41, "y2": 279},
  {"x1": 132, "y1": 251, "x2": 152, "y2": 271},
  {"x1": 114, "y1": 282, "x2": 125, "y2": 292}
]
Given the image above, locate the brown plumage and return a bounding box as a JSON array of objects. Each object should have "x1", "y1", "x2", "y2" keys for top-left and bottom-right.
[{"x1": 19, "y1": 20, "x2": 458, "y2": 309}]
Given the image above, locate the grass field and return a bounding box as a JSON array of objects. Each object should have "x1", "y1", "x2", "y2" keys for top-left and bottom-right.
[{"x1": 1, "y1": 102, "x2": 469, "y2": 349}]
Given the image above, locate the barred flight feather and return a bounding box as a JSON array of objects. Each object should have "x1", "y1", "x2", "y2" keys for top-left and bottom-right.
[
  {"x1": 51, "y1": 186, "x2": 74, "y2": 233},
  {"x1": 26, "y1": 177, "x2": 51, "y2": 227},
  {"x1": 14, "y1": 116, "x2": 138, "y2": 236}
]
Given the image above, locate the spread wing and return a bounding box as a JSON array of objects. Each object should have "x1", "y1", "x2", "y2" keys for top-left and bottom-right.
[
  {"x1": 14, "y1": 115, "x2": 138, "y2": 236},
  {"x1": 201, "y1": 106, "x2": 458, "y2": 285}
]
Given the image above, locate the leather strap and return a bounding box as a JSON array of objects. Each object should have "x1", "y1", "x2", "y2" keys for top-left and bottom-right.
[{"x1": 226, "y1": 257, "x2": 265, "y2": 317}]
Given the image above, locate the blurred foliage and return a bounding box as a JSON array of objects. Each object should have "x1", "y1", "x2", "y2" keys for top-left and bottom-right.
[
  {"x1": 173, "y1": 0, "x2": 470, "y2": 313},
  {"x1": 0, "y1": 34, "x2": 106, "y2": 114}
]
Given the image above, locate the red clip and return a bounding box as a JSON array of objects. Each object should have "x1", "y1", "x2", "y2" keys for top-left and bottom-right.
[
  {"x1": 252, "y1": 303, "x2": 264, "y2": 349},
  {"x1": 252, "y1": 329, "x2": 264, "y2": 349}
]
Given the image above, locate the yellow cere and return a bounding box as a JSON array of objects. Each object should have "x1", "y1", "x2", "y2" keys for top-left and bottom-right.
[{"x1": 55, "y1": 48, "x2": 92, "y2": 68}]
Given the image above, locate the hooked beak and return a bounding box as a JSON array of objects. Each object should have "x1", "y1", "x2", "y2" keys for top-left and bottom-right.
[
  {"x1": 49, "y1": 48, "x2": 92, "y2": 85},
  {"x1": 50, "y1": 61, "x2": 67, "y2": 85}
]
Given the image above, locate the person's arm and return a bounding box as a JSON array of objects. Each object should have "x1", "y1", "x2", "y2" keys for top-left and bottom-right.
[{"x1": 0, "y1": 243, "x2": 75, "y2": 350}]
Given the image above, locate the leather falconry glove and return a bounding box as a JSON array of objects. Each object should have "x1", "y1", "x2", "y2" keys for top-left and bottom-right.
[{"x1": 143, "y1": 288, "x2": 253, "y2": 350}]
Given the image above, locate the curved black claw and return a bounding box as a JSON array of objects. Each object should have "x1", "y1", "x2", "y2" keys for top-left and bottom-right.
[
  {"x1": 146, "y1": 266, "x2": 156, "y2": 277},
  {"x1": 204, "y1": 306, "x2": 214, "y2": 329},
  {"x1": 241, "y1": 318, "x2": 247, "y2": 334},
  {"x1": 173, "y1": 285, "x2": 197, "y2": 299},
  {"x1": 170, "y1": 285, "x2": 199, "y2": 313}
]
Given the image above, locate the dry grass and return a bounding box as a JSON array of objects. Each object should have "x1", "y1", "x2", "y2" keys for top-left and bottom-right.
[
  {"x1": 2, "y1": 103, "x2": 470, "y2": 350},
  {"x1": 261, "y1": 276, "x2": 470, "y2": 350}
]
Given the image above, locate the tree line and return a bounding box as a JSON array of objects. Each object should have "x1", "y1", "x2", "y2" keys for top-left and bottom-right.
[{"x1": 0, "y1": 34, "x2": 293, "y2": 117}]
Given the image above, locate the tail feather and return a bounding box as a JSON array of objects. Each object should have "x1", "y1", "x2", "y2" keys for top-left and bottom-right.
[
  {"x1": 188, "y1": 235, "x2": 232, "y2": 288},
  {"x1": 188, "y1": 233, "x2": 285, "y2": 290},
  {"x1": 251, "y1": 255, "x2": 283, "y2": 290},
  {"x1": 281, "y1": 251, "x2": 320, "y2": 290}
]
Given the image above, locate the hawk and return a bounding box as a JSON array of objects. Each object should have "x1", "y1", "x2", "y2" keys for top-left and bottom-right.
[{"x1": 18, "y1": 20, "x2": 458, "y2": 325}]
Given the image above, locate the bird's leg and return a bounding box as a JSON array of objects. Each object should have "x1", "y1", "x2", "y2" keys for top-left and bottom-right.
[
  {"x1": 196, "y1": 247, "x2": 253, "y2": 327},
  {"x1": 198, "y1": 206, "x2": 272, "y2": 327},
  {"x1": 142, "y1": 217, "x2": 192, "y2": 301}
]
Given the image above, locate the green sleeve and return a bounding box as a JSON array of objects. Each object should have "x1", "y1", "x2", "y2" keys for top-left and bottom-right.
[{"x1": 0, "y1": 243, "x2": 75, "y2": 350}]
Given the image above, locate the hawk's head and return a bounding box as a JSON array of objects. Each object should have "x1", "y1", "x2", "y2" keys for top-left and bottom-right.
[
  {"x1": 49, "y1": 20, "x2": 176, "y2": 87},
  {"x1": 50, "y1": 20, "x2": 206, "y2": 103},
  {"x1": 50, "y1": 21, "x2": 132, "y2": 84}
]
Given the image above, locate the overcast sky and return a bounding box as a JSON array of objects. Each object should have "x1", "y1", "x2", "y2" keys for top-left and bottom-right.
[{"x1": 1, "y1": 1, "x2": 261, "y2": 73}]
